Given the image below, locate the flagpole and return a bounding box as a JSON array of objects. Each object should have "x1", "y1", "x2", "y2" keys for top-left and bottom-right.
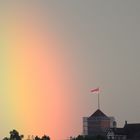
[
  {"x1": 90, "y1": 87, "x2": 100, "y2": 109},
  {"x1": 98, "y1": 92, "x2": 100, "y2": 110}
]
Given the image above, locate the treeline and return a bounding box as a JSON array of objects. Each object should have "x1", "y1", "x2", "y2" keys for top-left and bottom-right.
[
  {"x1": 3, "y1": 129, "x2": 107, "y2": 140},
  {"x1": 73, "y1": 135, "x2": 107, "y2": 140},
  {"x1": 2, "y1": 129, "x2": 50, "y2": 140}
]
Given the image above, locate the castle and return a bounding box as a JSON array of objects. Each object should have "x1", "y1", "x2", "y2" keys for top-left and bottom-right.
[
  {"x1": 83, "y1": 109, "x2": 116, "y2": 136},
  {"x1": 83, "y1": 109, "x2": 140, "y2": 140}
]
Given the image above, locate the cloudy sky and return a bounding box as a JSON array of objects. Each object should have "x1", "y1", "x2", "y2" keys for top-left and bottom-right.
[{"x1": 0, "y1": 1, "x2": 140, "y2": 140}]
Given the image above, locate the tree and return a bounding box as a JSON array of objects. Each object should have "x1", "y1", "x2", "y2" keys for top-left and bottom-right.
[
  {"x1": 41, "y1": 135, "x2": 50, "y2": 140},
  {"x1": 2, "y1": 137, "x2": 9, "y2": 140},
  {"x1": 35, "y1": 136, "x2": 41, "y2": 140},
  {"x1": 74, "y1": 135, "x2": 107, "y2": 140},
  {"x1": 3, "y1": 130, "x2": 50, "y2": 140},
  {"x1": 3, "y1": 129, "x2": 24, "y2": 140},
  {"x1": 34, "y1": 135, "x2": 50, "y2": 140},
  {"x1": 10, "y1": 129, "x2": 24, "y2": 140}
]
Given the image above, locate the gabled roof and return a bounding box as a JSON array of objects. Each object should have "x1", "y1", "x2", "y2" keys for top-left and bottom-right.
[
  {"x1": 89, "y1": 109, "x2": 109, "y2": 119},
  {"x1": 108, "y1": 128, "x2": 126, "y2": 135},
  {"x1": 107, "y1": 123, "x2": 140, "y2": 139}
]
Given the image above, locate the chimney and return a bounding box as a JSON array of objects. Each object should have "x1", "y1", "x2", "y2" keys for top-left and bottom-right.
[{"x1": 125, "y1": 120, "x2": 127, "y2": 126}]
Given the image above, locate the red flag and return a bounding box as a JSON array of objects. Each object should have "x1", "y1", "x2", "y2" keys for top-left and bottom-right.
[{"x1": 91, "y1": 88, "x2": 99, "y2": 93}]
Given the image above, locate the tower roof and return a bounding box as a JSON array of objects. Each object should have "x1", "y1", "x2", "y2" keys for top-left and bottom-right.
[{"x1": 89, "y1": 109, "x2": 109, "y2": 119}]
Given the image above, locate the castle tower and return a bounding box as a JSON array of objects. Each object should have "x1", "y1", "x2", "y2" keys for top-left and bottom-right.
[{"x1": 83, "y1": 109, "x2": 115, "y2": 136}]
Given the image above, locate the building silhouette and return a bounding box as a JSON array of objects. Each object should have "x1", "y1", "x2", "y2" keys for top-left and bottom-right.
[
  {"x1": 83, "y1": 109, "x2": 140, "y2": 140},
  {"x1": 107, "y1": 121, "x2": 140, "y2": 140},
  {"x1": 83, "y1": 109, "x2": 116, "y2": 136}
]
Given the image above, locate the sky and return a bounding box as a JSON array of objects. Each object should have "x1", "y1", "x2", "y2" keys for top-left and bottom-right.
[{"x1": 0, "y1": 1, "x2": 140, "y2": 140}]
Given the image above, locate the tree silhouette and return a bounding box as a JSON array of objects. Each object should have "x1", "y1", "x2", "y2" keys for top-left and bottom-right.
[
  {"x1": 2, "y1": 129, "x2": 24, "y2": 140},
  {"x1": 3, "y1": 129, "x2": 50, "y2": 140},
  {"x1": 35, "y1": 136, "x2": 41, "y2": 140},
  {"x1": 41, "y1": 135, "x2": 50, "y2": 140},
  {"x1": 2, "y1": 137, "x2": 9, "y2": 140},
  {"x1": 34, "y1": 135, "x2": 50, "y2": 140},
  {"x1": 74, "y1": 135, "x2": 107, "y2": 140},
  {"x1": 10, "y1": 129, "x2": 24, "y2": 140}
]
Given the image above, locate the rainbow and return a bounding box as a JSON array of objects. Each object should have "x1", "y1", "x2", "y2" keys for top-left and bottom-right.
[{"x1": 0, "y1": 7, "x2": 73, "y2": 140}]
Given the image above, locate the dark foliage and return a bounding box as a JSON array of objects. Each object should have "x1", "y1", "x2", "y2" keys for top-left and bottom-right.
[
  {"x1": 2, "y1": 129, "x2": 24, "y2": 140},
  {"x1": 3, "y1": 129, "x2": 50, "y2": 140},
  {"x1": 74, "y1": 135, "x2": 107, "y2": 140},
  {"x1": 35, "y1": 135, "x2": 50, "y2": 140}
]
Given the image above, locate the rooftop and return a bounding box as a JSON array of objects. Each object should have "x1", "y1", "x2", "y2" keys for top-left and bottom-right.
[{"x1": 89, "y1": 109, "x2": 109, "y2": 119}]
